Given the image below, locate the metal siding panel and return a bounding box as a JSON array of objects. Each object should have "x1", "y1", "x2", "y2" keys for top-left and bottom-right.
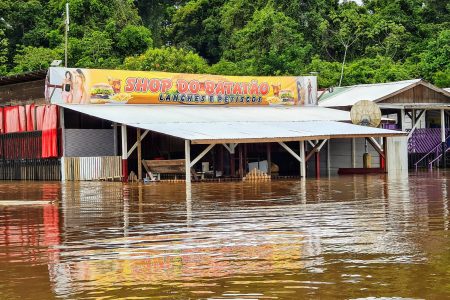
[{"x1": 65, "y1": 129, "x2": 115, "y2": 157}]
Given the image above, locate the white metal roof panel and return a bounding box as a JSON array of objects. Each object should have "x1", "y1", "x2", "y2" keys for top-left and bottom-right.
[
  {"x1": 59, "y1": 104, "x2": 404, "y2": 143},
  {"x1": 60, "y1": 104, "x2": 351, "y2": 123},
  {"x1": 135, "y1": 121, "x2": 402, "y2": 144},
  {"x1": 319, "y1": 79, "x2": 421, "y2": 107}
]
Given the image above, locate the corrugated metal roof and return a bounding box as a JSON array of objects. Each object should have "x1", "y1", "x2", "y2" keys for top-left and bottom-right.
[
  {"x1": 0, "y1": 70, "x2": 47, "y2": 86},
  {"x1": 59, "y1": 104, "x2": 404, "y2": 143},
  {"x1": 60, "y1": 104, "x2": 352, "y2": 123},
  {"x1": 134, "y1": 121, "x2": 402, "y2": 144},
  {"x1": 319, "y1": 79, "x2": 421, "y2": 107}
]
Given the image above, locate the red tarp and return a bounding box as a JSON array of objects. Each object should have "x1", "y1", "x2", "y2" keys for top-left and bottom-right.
[
  {"x1": 18, "y1": 106, "x2": 26, "y2": 132},
  {"x1": 26, "y1": 104, "x2": 35, "y2": 131},
  {"x1": 4, "y1": 106, "x2": 20, "y2": 133},
  {"x1": 41, "y1": 105, "x2": 58, "y2": 158},
  {"x1": 0, "y1": 107, "x2": 3, "y2": 134},
  {"x1": 36, "y1": 106, "x2": 45, "y2": 131}
]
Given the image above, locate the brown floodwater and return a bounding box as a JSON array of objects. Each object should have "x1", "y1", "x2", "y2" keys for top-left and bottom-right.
[{"x1": 0, "y1": 172, "x2": 449, "y2": 299}]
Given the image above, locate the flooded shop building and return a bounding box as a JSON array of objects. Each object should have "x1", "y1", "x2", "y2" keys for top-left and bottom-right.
[
  {"x1": 0, "y1": 67, "x2": 406, "y2": 182},
  {"x1": 319, "y1": 80, "x2": 450, "y2": 169}
]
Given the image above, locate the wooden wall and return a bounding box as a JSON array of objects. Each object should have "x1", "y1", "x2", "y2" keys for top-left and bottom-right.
[
  {"x1": 380, "y1": 84, "x2": 450, "y2": 104},
  {"x1": 0, "y1": 79, "x2": 46, "y2": 105}
]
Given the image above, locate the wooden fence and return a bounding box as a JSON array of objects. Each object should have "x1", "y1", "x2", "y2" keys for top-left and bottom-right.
[
  {"x1": 0, "y1": 159, "x2": 60, "y2": 180},
  {"x1": 63, "y1": 156, "x2": 122, "y2": 181}
]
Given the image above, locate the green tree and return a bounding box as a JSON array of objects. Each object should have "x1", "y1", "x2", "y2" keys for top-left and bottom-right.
[
  {"x1": 170, "y1": 0, "x2": 225, "y2": 63},
  {"x1": 343, "y1": 55, "x2": 413, "y2": 85},
  {"x1": 307, "y1": 56, "x2": 342, "y2": 88},
  {"x1": 223, "y1": 5, "x2": 312, "y2": 75},
  {"x1": 136, "y1": 0, "x2": 182, "y2": 46},
  {"x1": 116, "y1": 25, "x2": 153, "y2": 57},
  {"x1": 418, "y1": 30, "x2": 450, "y2": 83},
  {"x1": 123, "y1": 47, "x2": 208, "y2": 73},
  {"x1": 12, "y1": 46, "x2": 62, "y2": 73},
  {"x1": 0, "y1": 29, "x2": 8, "y2": 75},
  {"x1": 77, "y1": 31, "x2": 113, "y2": 67},
  {"x1": 323, "y1": 2, "x2": 369, "y2": 86}
]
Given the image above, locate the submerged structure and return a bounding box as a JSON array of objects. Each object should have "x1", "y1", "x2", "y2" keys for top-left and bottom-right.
[
  {"x1": 0, "y1": 67, "x2": 407, "y2": 182},
  {"x1": 319, "y1": 80, "x2": 450, "y2": 169}
]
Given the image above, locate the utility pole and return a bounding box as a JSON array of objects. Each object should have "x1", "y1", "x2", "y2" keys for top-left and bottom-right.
[{"x1": 64, "y1": 2, "x2": 69, "y2": 67}]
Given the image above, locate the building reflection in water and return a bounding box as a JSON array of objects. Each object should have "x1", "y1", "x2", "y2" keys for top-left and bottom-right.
[{"x1": 0, "y1": 173, "x2": 449, "y2": 298}]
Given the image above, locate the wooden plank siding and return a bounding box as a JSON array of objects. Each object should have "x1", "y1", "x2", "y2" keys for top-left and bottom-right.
[
  {"x1": 378, "y1": 84, "x2": 450, "y2": 104},
  {"x1": 0, "y1": 79, "x2": 46, "y2": 105}
]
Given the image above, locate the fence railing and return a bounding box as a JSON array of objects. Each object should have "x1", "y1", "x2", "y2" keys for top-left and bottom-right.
[
  {"x1": 0, "y1": 158, "x2": 61, "y2": 180},
  {"x1": 414, "y1": 134, "x2": 450, "y2": 170},
  {"x1": 408, "y1": 128, "x2": 450, "y2": 154},
  {"x1": 63, "y1": 156, "x2": 122, "y2": 181}
]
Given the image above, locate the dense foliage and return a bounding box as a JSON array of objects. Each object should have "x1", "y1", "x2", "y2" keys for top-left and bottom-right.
[{"x1": 0, "y1": 0, "x2": 449, "y2": 87}]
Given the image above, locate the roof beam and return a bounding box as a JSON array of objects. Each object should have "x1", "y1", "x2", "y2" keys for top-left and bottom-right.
[
  {"x1": 222, "y1": 143, "x2": 238, "y2": 154},
  {"x1": 407, "y1": 110, "x2": 426, "y2": 139},
  {"x1": 278, "y1": 142, "x2": 303, "y2": 163},
  {"x1": 366, "y1": 137, "x2": 385, "y2": 158},
  {"x1": 305, "y1": 140, "x2": 328, "y2": 162},
  {"x1": 127, "y1": 129, "x2": 149, "y2": 158},
  {"x1": 190, "y1": 144, "x2": 215, "y2": 167}
]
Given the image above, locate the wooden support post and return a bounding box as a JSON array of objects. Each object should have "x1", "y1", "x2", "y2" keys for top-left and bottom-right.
[
  {"x1": 230, "y1": 152, "x2": 235, "y2": 177},
  {"x1": 383, "y1": 137, "x2": 388, "y2": 173},
  {"x1": 121, "y1": 124, "x2": 128, "y2": 182},
  {"x1": 239, "y1": 144, "x2": 243, "y2": 178},
  {"x1": 315, "y1": 151, "x2": 320, "y2": 179},
  {"x1": 185, "y1": 140, "x2": 191, "y2": 184},
  {"x1": 137, "y1": 128, "x2": 142, "y2": 181},
  {"x1": 219, "y1": 146, "x2": 224, "y2": 175},
  {"x1": 244, "y1": 144, "x2": 248, "y2": 176},
  {"x1": 267, "y1": 143, "x2": 271, "y2": 176}
]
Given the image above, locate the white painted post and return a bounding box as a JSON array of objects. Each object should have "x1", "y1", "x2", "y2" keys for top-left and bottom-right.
[
  {"x1": 441, "y1": 109, "x2": 446, "y2": 143},
  {"x1": 327, "y1": 139, "x2": 331, "y2": 177},
  {"x1": 113, "y1": 123, "x2": 118, "y2": 156},
  {"x1": 400, "y1": 109, "x2": 406, "y2": 131},
  {"x1": 185, "y1": 140, "x2": 191, "y2": 184},
  {"x1": 351, "y1": 138, "x2": 356, "y2": 168},
  {"x1": 300, "y1": 141, "x2": 306, "y2": 179},
  {"x1": 59, "y1": 107, "x2": 66, "y2": 181},
  {"x1": 121, "y1": 124, "x2": 128, "y2": 182}
]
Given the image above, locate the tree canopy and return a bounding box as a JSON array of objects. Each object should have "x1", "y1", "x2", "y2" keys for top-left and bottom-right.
[{"x1": 0, "y1": 0, "x2": 449, "y2": 87}]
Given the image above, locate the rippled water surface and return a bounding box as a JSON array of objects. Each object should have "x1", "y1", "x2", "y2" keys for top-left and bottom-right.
[{"x1": 1, "y1": 172, "x2": 450, "y2": 299}]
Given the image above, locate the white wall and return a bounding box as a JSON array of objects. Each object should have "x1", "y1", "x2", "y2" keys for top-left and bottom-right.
[
  {"x1": 386, "y1": 136, "x2": 409, "y2": 173},
  {"x1": 328, "y1": 138, "x2": 381, "y2": 174}
]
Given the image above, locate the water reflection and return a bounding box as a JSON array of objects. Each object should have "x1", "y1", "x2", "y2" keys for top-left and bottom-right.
[{"x1": 0, "y1": 173, "x2": 450, "y2": 299}]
